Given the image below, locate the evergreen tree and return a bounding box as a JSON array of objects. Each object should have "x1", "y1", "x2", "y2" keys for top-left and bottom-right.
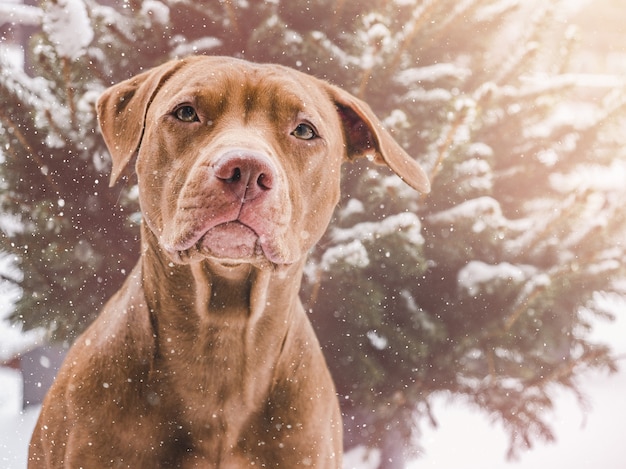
[{"x1": 1, "y1": 1, "x2": 624, "y2": 467}]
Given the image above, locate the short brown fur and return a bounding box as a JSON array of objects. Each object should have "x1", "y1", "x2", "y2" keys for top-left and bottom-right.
[{"x1": 28, "y1": 56, "x2": 429, "y2": 468}]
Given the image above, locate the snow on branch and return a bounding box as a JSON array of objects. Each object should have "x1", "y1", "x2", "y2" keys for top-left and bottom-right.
[
  {"x1": 395, "y1": 63, "x2": 471, "y2": 86},
  {"x1": 0, "y1": 3, "x2": 42, "y2": 27},
  {"x1": 427, "y1": 196, "x2": 506, "y2": 231},
  {"x1": 171, "y1": 37, "x2": 223, "y2": 59},
  {"x1": 458, "y1": 260, "x2": 538, "y2": 298},
  {"x1": 330, "y1": 212, "x2": 424, "y2": 247},
  {"x1": 42, "y1": 0, "x2": 94, "y2": 60},
  {"x1": 320, "y1": 213, "x2": 425, "y2": 272}
]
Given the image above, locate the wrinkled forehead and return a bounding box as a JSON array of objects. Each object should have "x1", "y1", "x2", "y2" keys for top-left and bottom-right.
[{"x1": 152, "y1": 58, "x2": 336, "y2": 121}]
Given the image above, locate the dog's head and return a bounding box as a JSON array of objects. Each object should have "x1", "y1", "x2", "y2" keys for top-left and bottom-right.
[{"x1": 97, "y1": 56, "x2": 430, "y2": 268}]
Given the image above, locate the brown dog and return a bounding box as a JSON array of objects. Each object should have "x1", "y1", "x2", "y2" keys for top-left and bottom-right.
[{"x1": 28, "y1": 56, "x2": 430, "y2": 468}]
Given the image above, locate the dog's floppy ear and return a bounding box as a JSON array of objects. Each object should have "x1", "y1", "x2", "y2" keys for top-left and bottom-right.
[
  {"x1": 97, "y1": 60, "x2": 186, "y2": 186},
  {"x1": 326, "y1": 84, "x2": 431, "y2": 194}
]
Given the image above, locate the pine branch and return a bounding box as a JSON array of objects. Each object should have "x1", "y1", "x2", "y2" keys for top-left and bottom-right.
[
  {"x1": 306, "y1": 265, "x2": 323, "y2": 306},
  {"x1": 502, "y1": 286, "x2": 545, "y2": 333},
  {"x1": 519, "y1": 191, "x2": 587, "y2": 259},
  {"x1": 423, "y1": 101, "x2": 471, "y2": 196},
  {"x1": 0, "y1": 115, "x2": 62, "y2": 200},
  {"x1": 42, "y1": 108, "x2": 69, "y2": 146},
  {"x1": 61, "y1": 57, "x2": 77, "y2": 128},
  {"x1": 424, "y1": 0, "x2": 482, "y2": 53},
  {"x1": 222, "y1": 0, "x2": 240, "y2": 36},
  {"x1": 493, "y1": 5, "x2": 555, "y2": 85},
  {"x1": 388, "y1": 0, "x2": 438, "y2": 72},
  {"x1": 0, "y1": 119, "x2": 64, "y2": 200},
  {"x1": 0, "y1": 107, "x2": 35, "y2": 159},
  {"x1": 356, "y1": 43, "x2": 381, "y2": 98}
]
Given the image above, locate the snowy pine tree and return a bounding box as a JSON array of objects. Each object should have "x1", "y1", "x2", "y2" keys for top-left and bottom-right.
[{"x1": 1, "y1": 1, "x2": 625, "y2": 468}]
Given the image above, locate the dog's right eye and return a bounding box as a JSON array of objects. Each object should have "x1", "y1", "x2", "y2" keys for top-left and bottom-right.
[{"x1": 174, "y1": 105, "x2": 199, "y2": 123}]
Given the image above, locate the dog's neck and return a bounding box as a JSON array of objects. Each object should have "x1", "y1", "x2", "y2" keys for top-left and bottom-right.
[
  {"x1": 136, "y1": 225, "x2": 310, "y2": 431},
  {"x1": 139, "y1": 224, "x2": 306, "y2": 330}
]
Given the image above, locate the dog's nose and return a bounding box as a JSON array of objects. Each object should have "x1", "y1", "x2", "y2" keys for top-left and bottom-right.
[{"x1": 213, "y1": 150, "x2": 275, "y2": 201}]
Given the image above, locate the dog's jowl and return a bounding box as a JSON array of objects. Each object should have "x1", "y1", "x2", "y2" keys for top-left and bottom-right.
[{"x1": 28, "y1": 56, "x2": 430, "y2": 469}]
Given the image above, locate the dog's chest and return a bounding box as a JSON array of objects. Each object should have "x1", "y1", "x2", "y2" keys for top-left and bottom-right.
[{"x1": 153, "y1": 317, "x2": 271, "y2": 452}]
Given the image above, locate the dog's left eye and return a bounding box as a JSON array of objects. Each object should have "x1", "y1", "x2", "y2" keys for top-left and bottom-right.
[
  {"x1": 174, "y1": 105, "x2": 199, "y2": 123},
  {"x1": 291, "y1": 123, "x2": 318, "y2": 140}
]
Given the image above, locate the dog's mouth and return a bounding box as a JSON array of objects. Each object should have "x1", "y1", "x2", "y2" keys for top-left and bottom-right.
[
  {"x1": 164, "y1": 221, "x2": 282, "y2": 266},
  {"x1": 198, "y1": 222, "x2": 262, "y2": 259}
]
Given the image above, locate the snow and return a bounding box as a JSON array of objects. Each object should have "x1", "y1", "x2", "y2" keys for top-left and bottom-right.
[
  {"x1": 382, "y1": 109, "x2": 410, "y2": 131},
  {"x1": 330, "y1": 212, "x2": 425, "y2": 247},
  {"x1": 283, "y1": 29, "x2": 304, "y2": 45},
  {"x1": 310, "y1": 31, "x2": 353, "y2": 69},
  {"x1": 321, "y1": 239, "x2": 369, "y2": 271},
  {"x1": 344, "y1": 446, "x2": 381, "y2": 468},
  {"x1": 0, "y1": 2, "x2": 42, "y2": 27},
  {"x1": 0, "y1": 321, "x2": 43, "y2": 364},
  {"x1": 550, "y1": 159, "x2": 626, "y2": 193},
  {"x1": 170, "y1": 37, "x2": 223, "y2": 58},
  {"x1": 587, "y1": 259, "x2": 621, "y2": 276},
  {"x1": 0, "y1": 256, "x2": 45, "y2": 363},
  {"x1": 0, "y1": 43, "x2": 24, "y2": 71},
  {"x1": 396, "y1": 63, "x2": 472, "y2": 85},
  {"x1": 466, "y1": 142, "x2": 494, "y2": 159},
  {"x1": 338, "y1": 199, "x2": 365, "y2": 220},
  {"x1": 520, "y1": 73, "x2": 626, "y2": 91},
  {"x1": 366, "y1": 330, "x2": 389, "y2": 351},
  {"x1": 0, "y1": 369, "x2": 39, "y2": 469},
  {"x1": 458, "y1": 261, "x2": 535, "y2": 297},
  {"x1": 140, "y1": 0, "x2": 170, "y2": 26},
  {"x1": 453, "y1": 158, "x2": 493, "y2": 193},
  {"x1": 403, "y1": 87, "x2": 454, "y2": 104},
  {"x1": 474, "y1": 0, "x2": 520, "y2": 23},
  {"x1": 319, "y1": 212, "x2": 424, "y2": 271},
  {"x1": 427, "y1": 196, "x2": 507, "y2": 232},
  {"x1": 1, "y1": 52, "x2": 71, "y2": 151},
  {"x1": 42, "y1": 0, "x2": 94, "y2": 60},
  {"x1": 411, "y1": 373, "x2": 626, "y2": 469},
  {"x1": 364, "y1": 22, "x2": 391, "y2": 46}
]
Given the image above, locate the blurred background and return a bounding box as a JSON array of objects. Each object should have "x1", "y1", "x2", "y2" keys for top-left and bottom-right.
[{"x1": 1, "y1": 1, "x2": 625, "y2": 468}]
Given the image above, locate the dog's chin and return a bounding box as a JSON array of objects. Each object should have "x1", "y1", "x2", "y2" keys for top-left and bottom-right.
[
  {"x1": 200, "y1": 222, "x2": 261, "y2": 259},
  {"x1": 165, "y1": 222, "x2": 288, "y2": 268}
]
